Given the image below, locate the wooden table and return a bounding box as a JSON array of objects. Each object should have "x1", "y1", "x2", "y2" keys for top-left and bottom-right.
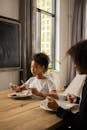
[{"x1": 0, "y1": 90, "x2": 62, "y2": 130}]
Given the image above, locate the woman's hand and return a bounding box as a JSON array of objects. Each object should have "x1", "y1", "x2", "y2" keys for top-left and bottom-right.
[
  {"x1": 46, "y1": 96, "x2": 58, "y2": 111},
  {"x1": 67, "y1": 93, "x2": 77, "y2": 103}
]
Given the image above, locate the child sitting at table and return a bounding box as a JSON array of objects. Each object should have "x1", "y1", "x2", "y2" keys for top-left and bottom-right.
[{"x1": 11, "y1": 52, "x2": 57, "y2": 99}]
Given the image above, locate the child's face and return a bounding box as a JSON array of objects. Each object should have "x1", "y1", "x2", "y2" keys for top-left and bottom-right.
[{"x1": 31, "y1": 60, "x2": 45, "y2": 76}]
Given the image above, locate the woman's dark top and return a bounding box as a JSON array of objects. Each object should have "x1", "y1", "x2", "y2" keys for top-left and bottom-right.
[{"x1": 56, "y1": 77, "x2": 87, "y2": 129}]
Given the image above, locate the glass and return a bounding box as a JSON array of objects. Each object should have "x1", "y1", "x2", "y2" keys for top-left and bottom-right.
[
  {"x1": 37, "y1": 0, "x2": 54, "y2": 14},
  {"x1": 36, "y1": 0, "x2": 56, "y2": 69},
  {"x1": 41, "y1": 13, "x2": 53, "y2": 68}
]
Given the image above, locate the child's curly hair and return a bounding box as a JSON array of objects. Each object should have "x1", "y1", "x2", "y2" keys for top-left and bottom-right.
[{"x1": 32, "y1": 52, "x2": 50, "y2": 72}]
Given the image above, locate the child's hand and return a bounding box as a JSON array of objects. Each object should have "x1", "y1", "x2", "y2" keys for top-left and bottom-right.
[
  {"x1": 48, "y1": 90, "x2": 58, "y2": 99},
  {"x1": 30, "y1": 88, "x2": 39, "y2": 95},
  {"x1": 48, "y1": 93, "x2": 58, "y2": 99},
  {"x1": 10, "y1": 84, "x2": 21, "y2": 92},
  {"x1": 30, "y1": 88, "x2": 45, "y2": 98},
  {"x1": 67, "y1": 93, "x2": 77, "y2": 103}
]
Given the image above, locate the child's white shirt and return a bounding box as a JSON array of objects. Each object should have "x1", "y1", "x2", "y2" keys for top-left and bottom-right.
[{"x1": 25, "y1": 77, "x2": 56, "y2": 96}]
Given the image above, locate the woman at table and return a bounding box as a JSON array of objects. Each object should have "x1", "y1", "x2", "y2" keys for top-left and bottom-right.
[
  {"x1": 46, "y1": 40, "x2": 87, "y2": 129},
  {"x1": 11, "y1": 52, "x2": 57, "y2": 99}
]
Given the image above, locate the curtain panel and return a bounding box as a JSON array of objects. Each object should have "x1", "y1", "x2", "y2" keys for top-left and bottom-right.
[
  {"x1": 67, "y1": 0, "x2": 86, "y2": 83},
  {"x1": 19, "y1": 0, "x2": 36, "y2": 81}
]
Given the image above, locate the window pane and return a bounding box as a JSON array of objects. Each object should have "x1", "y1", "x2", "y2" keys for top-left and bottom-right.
[
  {"x1": 36, "y1": 0, "x2": 56, "y2": 69},
  {"x1": 37, "y1": 0, "x2": 55, "y2": 14},
  {"x1": 41, "y1": 13, "x2": 53, "y2": 68}
]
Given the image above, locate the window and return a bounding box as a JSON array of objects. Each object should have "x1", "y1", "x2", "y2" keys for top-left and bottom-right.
[{"x1": 36, "y1": 0, "x2": 56, "y2": 69}]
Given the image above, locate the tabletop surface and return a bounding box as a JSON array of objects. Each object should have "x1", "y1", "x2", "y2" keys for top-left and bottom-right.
[{"x1": 0, "y1": 90, "x2": 62, "y2": 130}]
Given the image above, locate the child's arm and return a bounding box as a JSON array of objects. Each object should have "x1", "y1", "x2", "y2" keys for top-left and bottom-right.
[
  {"x1": 11, "y1": 84, "x2": 27, "y2": 92},
  {"x1": 30, "y1": 88, "x2": 46, "y2": 98}
]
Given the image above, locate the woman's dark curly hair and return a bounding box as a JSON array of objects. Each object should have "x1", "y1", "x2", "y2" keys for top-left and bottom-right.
[
  {"x1": 67, "y1": 40, "x2": 87, "y2": 70},
  {"x1": 32, "y1": 52, "x2": 50, "y2": 72}
]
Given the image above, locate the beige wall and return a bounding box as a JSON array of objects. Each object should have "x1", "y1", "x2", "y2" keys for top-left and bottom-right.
[
  {"x1": 0, "y1": 0, "x2": 19, "y2": 19},
  {"x1": 0, "y1": 0, "x2": 20, "y2": 90}
]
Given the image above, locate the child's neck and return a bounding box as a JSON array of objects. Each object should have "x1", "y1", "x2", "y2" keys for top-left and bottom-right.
[{"x1": 36, "y1": 74, "x2": 46, "y2": 79}]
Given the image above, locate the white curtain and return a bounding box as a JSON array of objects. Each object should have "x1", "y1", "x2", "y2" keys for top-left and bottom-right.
[{"x1": 67, "y1": 0, "x2": 86, "y2": 83}]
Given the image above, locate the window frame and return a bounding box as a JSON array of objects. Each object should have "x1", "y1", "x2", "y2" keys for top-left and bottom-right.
[{"x1": 36, "y1": 0, "x2": 56, "y2": 69}]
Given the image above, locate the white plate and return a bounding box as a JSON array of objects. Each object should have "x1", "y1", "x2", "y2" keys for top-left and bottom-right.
[
  {"x1": 58, "y1": 93, "x2": 67, "y2": 100},
  {"x1": 8, "y1": 90, "x2": 32, "y2": 99},
  {"x1": 58, "y1": 100, "x2": 79, "y2": 110},
  {"x1": 40, "y1": 100, "x2": 53, "y2": 111}
]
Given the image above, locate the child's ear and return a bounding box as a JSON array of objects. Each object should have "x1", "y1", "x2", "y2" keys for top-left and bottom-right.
[{"x1": 42, "y1": 66, "x2": 46, "y2": 73}]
